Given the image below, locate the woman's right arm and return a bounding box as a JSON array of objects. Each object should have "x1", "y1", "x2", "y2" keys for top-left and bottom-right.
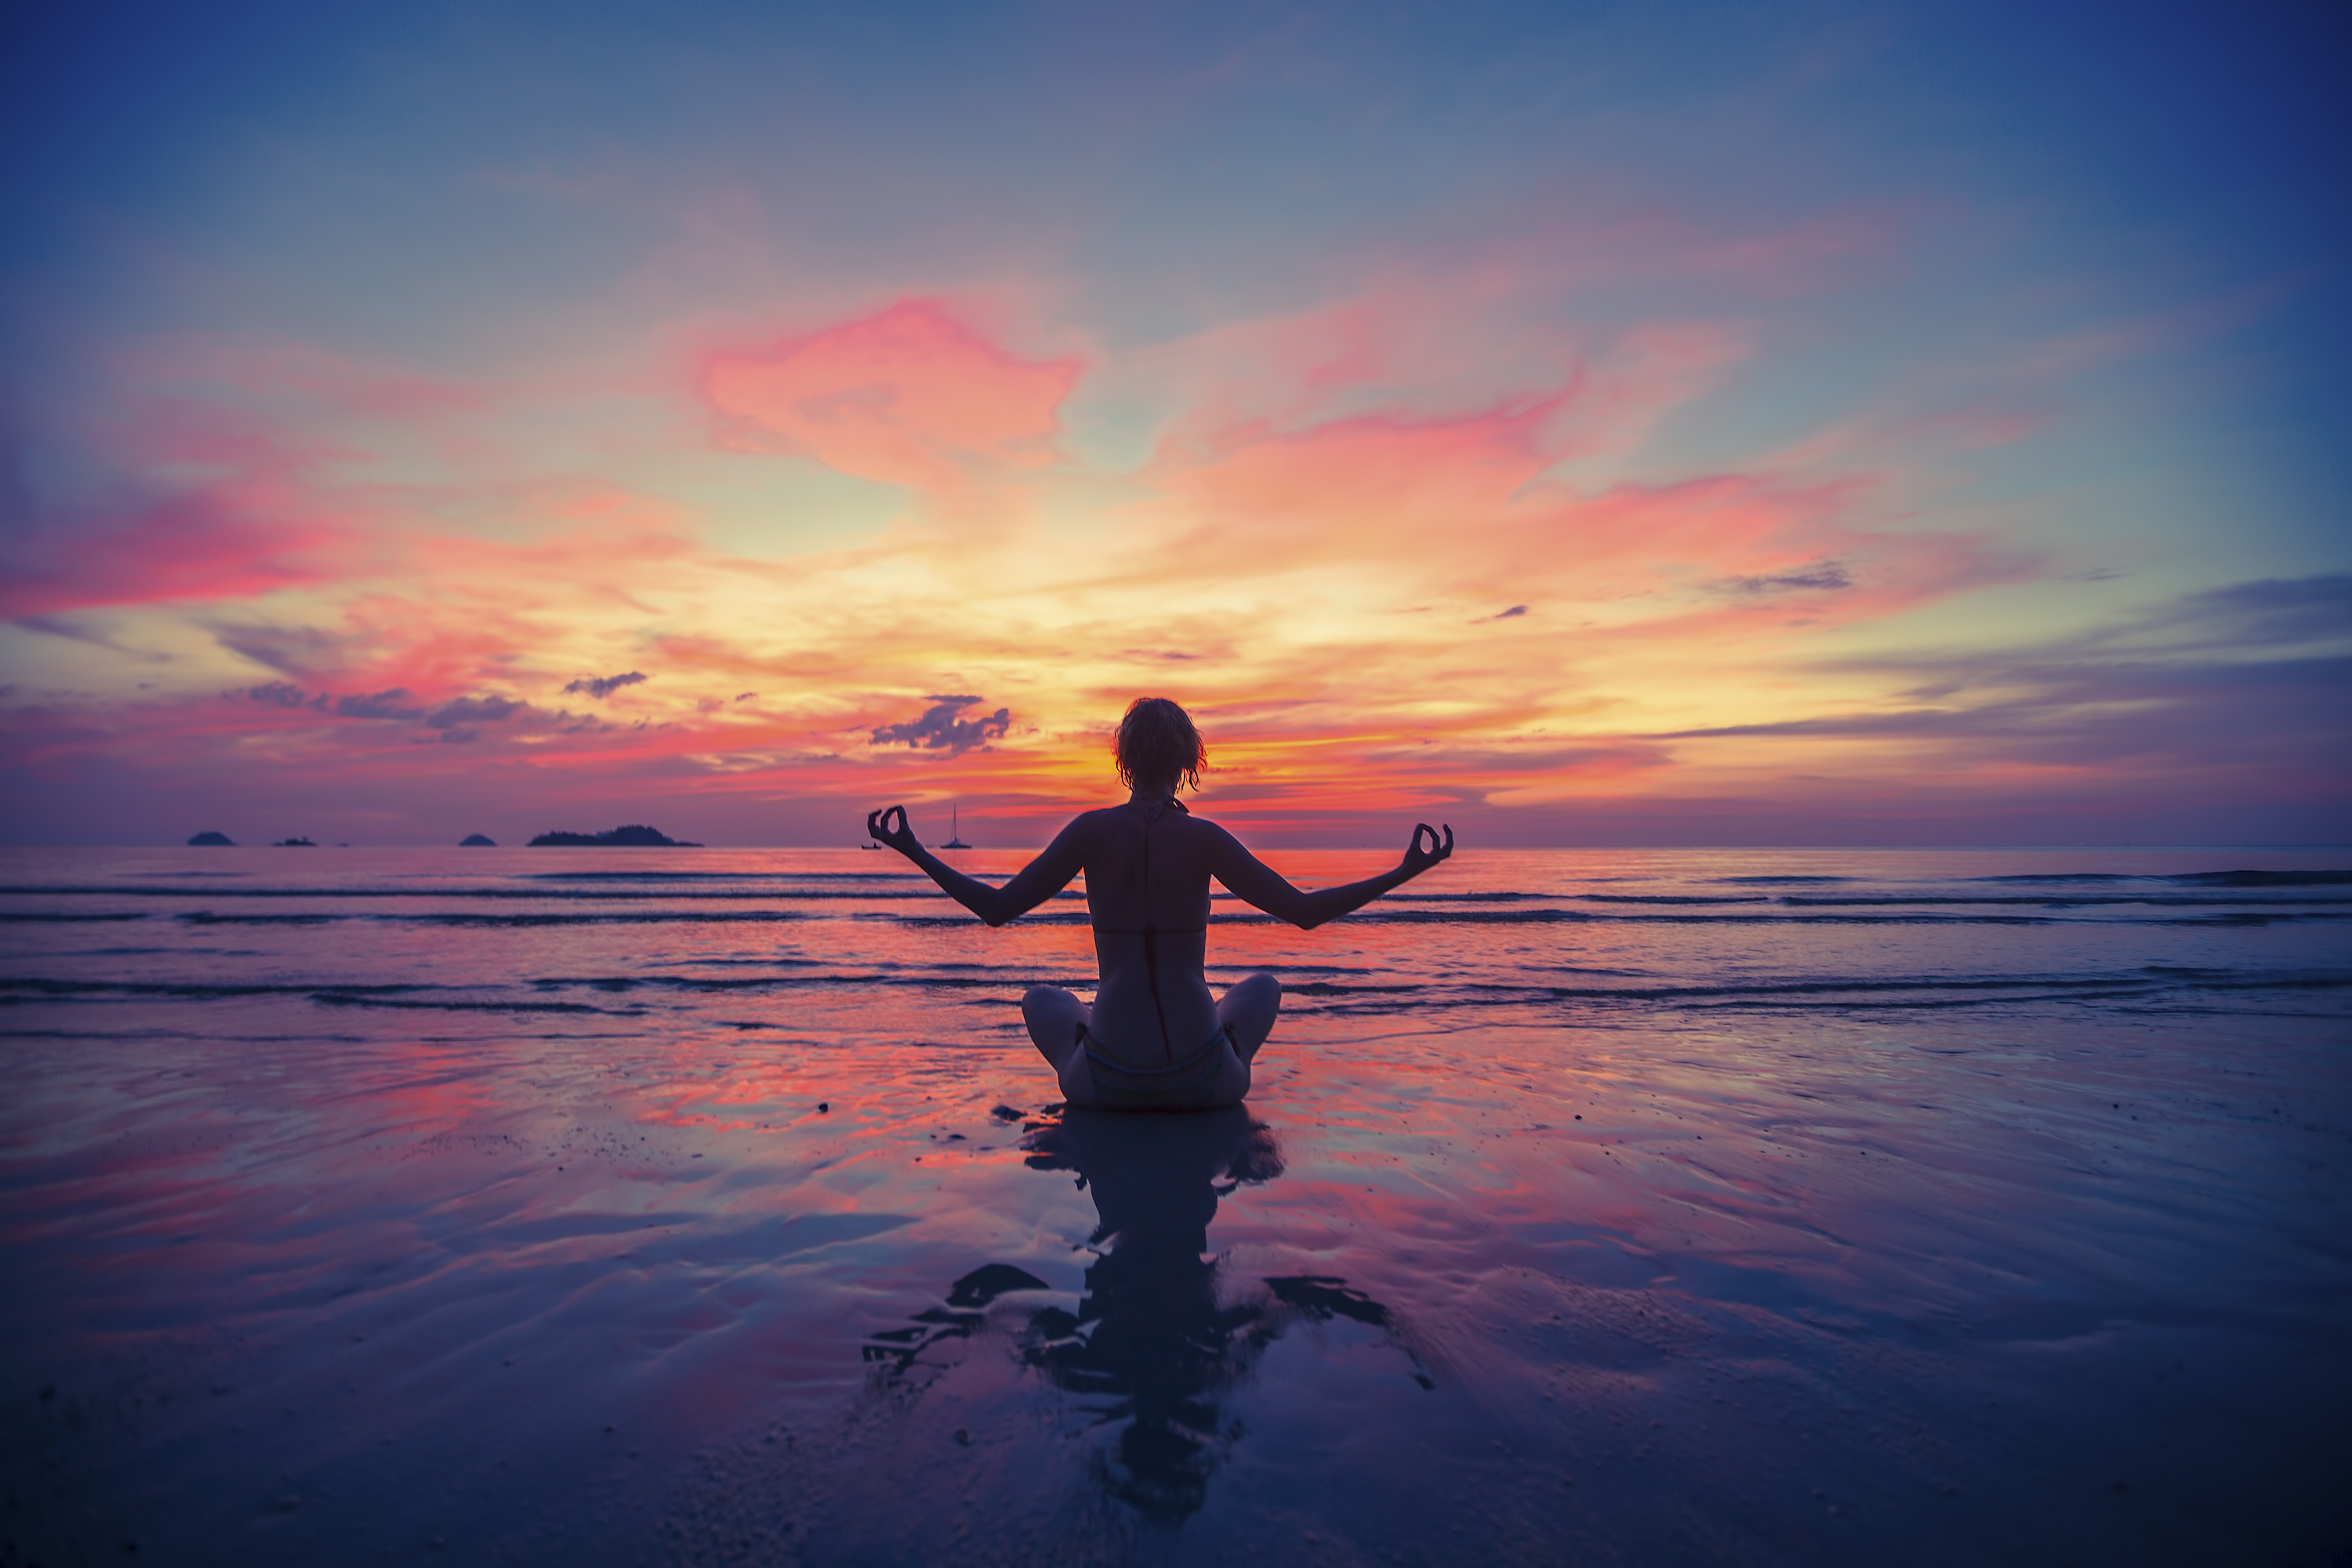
[
  {"x1": 1209, "y1": 823, "x2": 1454, "y2": 930},
  {"x1": 868, "y1": 806, "x2": 1091, "y2": 927}
]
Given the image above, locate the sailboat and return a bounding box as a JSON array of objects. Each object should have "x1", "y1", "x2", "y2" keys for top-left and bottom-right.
[{"x1": 940, "y1": 804, "x2": 971, "y2": 850}]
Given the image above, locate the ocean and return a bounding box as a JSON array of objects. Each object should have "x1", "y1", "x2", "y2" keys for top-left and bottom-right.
[{"x1": 3, "y1": 844, "x2": 2347, "y2": 1564}]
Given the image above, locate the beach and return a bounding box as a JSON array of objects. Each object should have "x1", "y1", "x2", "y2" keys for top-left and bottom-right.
[{"x1": 3, "y1": 845, "x2": 2347, "y2": 1564}]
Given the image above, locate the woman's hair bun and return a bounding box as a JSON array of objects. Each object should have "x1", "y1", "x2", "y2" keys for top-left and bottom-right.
[{"x1": 1113, "y1": 697, "x2": 1205, "y2": 793}]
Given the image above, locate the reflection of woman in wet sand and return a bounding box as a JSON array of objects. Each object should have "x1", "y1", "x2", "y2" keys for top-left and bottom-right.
[
  {"x1": 866, "y1": 1108, "x2": 1424, "y2": 1523},
  {"x1": 867, "y1": 698, "x2": 1454, "y2": 1109}
]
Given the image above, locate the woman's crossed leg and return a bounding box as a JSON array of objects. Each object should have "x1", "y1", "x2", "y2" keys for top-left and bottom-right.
[{"x1": 1023, "y1": 974, "x2": 1281, "y2": 1109}]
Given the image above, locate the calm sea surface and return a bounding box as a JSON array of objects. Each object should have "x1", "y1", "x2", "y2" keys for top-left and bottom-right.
[{"x1": 3, "y1": 845, "x2": 2348, "y2": 1564}]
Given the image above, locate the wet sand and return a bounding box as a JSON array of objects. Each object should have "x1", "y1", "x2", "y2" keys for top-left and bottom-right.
[{"x1": 6, "y1": 997, "x2": 2347, "y2": 1564}]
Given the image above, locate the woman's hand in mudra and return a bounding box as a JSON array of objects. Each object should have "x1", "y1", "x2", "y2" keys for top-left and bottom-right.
[
  {"x1": 866, "y1": 805, "x2": 920, "y2": 855},
  {"x1": 1402, "y1": 822, "x2": 1454, "y2": 876}
]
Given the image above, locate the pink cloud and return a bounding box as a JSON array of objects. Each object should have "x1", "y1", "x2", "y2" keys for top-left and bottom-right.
[
  {"x1": 700, "y1": 300, "x2": 1079, "y2": 492},
  {"x1": 1128, "y1": 389, "x2": 1984, "y2": 627},
  {"x1": 1131, "y1": 278, "x2": 1747, "y2": 458},
  {"x1": 0, "y1": 485, "x2": 351, "y2": 618}
]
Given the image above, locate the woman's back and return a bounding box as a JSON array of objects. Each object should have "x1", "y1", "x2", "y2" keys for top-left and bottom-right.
[
  {"x1": 1077, "y1": 798, "x2": 1215, "y2": 931},
  {"x1": 1077, "y1": 799, "x2": 1222, "y2": 1068}
]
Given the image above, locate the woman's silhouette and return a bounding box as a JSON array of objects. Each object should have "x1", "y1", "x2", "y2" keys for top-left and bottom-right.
[{"x1": 866, "y1": 697, "x2": 1454, "y2": 1109}]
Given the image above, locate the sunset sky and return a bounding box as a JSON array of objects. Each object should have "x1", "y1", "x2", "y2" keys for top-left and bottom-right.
[{"x1": 3, "y1": 0, "x2": 2345, "y2": 846}]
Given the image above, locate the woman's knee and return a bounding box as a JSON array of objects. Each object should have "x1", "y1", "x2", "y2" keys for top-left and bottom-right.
[
  {"x1": 1225, "y1": 972, "x2": 1281, "y2": 1021},
  {"x1": 1219, "y1": 972, "x2": 1280, "y2": 1061},
  {"x1": 1023, "y1": 985, "x2": 1077, "y2": 1025},
  {"x1": 1023, "y1": 986, "x2": 1084, "y2": 1063}
]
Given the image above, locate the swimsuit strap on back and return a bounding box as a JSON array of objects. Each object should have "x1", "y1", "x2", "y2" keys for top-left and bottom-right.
[{"x1": 1087, "y1": 797, "x2": 1200, "y2": 1063}]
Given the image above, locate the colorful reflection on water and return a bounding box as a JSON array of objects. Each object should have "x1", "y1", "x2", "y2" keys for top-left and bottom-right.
[{"x1": 2, "y1": 847, "x2": 2347, "y2": 1563}]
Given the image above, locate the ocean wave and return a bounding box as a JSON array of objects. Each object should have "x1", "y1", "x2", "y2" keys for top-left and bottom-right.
[
  {"x1": 526, "y1": 869, "x2": 925, "y2": 884},
  {"x1": 8, "y1": 960, "x2": 2341, "y2": 1018},
  {"x1": 1381, "y1": 891, "x2": 1548, "y2": 902},
  {"x1": 2167, "y1": 869, "x2": 2352, "y2": 887},
  {"x1": 20, "y1": 904, "x2": 2296, "y2": 931},
  {"x1": 0, "y1": 911, "x2": 147, "y2": 922},
  {"x1": 172, "y1": 910, "x2": 814, "y2": 927},
  {"x1": 0, "y1": 971, "x2": 1068, "y2": 1006},
  {"x1": 1714, "y1": 875, "x2": 1854, "y2": 884},
  {"x1": 1580, "y1": 894, "x2": 1775, "y2": 905},
  {"x1": 310, "y1": 993, "x2": 644, "y2": 1014},
  {"x1": 1969, "y1": 869, "x2": 2352, "y2": 887},
  {"x1": 1287, "y1": 967, "x2": 2352, "y2": 1013},
  {"x1": 0, "y1": 884, "x2": 964, "y2": 902},
  {"x1": 1773, "y1": 894, "x2": 2351, "y2": 908}
]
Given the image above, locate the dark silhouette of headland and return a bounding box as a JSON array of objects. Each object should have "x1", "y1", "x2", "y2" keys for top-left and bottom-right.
[
  {"x1": 187, "y1": 832, "x2": 234, "y2": 846},
  {"x1": 459, "y1": 833, "x2": 497, "y2": 847},
  {"x1": 526, "y1": 824, "x2": 702, "y2": 847}
]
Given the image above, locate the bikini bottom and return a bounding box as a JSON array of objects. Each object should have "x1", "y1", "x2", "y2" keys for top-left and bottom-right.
[{"x1": 1080, "y1": 1025, "x2": 1240, "y2": 1111}]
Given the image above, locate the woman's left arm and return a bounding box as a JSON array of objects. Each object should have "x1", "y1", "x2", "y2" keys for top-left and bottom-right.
[
  {"x1": 1210, "y1": 822, "x2": 1454, "y2": 929},
  {"x1": 866, "y1": 806, "x2": 1089, "y2": 927}
]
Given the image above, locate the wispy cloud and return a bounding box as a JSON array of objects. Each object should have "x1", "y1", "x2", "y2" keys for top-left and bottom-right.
[{"x1": 1713, "y1": 561, "x2": 1852, "y2": 594}]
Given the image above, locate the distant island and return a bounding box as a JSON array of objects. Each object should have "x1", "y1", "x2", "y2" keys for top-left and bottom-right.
[
  {"x1": 526, "y1": 824, "x2": 702, "y2": 847},
  {"x1": 274, "y1": 837, "x2": 318, "y2": 848},
  {"x1": 459, "y1": 833, "x2": 497, "y2": 847},
  {"x1": 187, "y1": 831, "x2": 235, "y2": 846}
]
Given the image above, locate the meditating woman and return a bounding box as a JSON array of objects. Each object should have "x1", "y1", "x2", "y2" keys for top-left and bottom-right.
[{"x1": 865, "y1": 697, "x2": 1454, "y2": 1109}]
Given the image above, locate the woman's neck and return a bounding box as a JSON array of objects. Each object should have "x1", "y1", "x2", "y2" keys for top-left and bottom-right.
[{"x1": 1128, "y1": 781, "x2": 1178, "y2": 804}]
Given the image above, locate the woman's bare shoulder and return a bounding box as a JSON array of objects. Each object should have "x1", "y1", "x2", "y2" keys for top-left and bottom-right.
[{"x1": 1175, "y1": 811, "x2": 1244, "y2": 853}]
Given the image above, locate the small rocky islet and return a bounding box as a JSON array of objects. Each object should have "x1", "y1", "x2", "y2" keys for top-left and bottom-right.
[{"x1": 525, "y1": 824, "x2": 702, "y2": 847}]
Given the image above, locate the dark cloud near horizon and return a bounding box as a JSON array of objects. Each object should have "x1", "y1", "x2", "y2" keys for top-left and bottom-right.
[
  {"x1": 426, "y1": 694, "x2": 524, "y2": 729},
  {"x1": 241, "y1": 686, "x2": 533, "y2": 733},
  {"x1": 2098, "y1": 572, "x2": 2350, "y2": 655},
  {"x1": 1647, "y1": 574, "x2": 2352, "y2": 789},
  {"x1": 212, "y1": 625, "x2": 347, "y2": 680},
  {"x1": 562, "y1": 671, "x2": 648, "y2": 700},
  {"x1": 243, "y1": 681, "x2": 325, "y2": 710},
  {"x1": 232, "y1": 683, "x2": 529, "y2": 731},
  {"x1": 17, "y1": 613, "x2": 147, "y2": 654},
  {"x1": 870, "y1": 695, "x2": 1011, "y2": 754},
  {"x1": 335, "y1": 688, "x2": 426, "y2": 721},
  {"x1": 1715, "y1": 561, "x2": 1852, "y2": 595}
]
